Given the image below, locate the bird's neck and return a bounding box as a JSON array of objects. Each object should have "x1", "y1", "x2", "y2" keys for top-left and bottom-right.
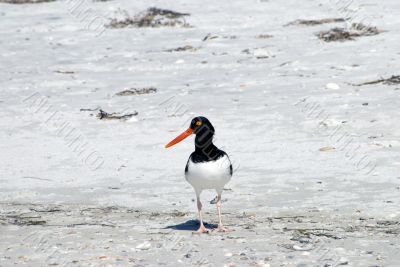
[{"x1": 194, "y1": 134, "x2": 219, "y2": 159}]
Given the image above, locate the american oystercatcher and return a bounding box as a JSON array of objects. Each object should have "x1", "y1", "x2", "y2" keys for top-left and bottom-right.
[{"x1": 165, "y1": 116, "x2": 233, "y2": 233}]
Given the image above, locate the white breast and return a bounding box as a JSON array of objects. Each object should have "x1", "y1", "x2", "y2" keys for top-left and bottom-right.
[{"x1": 185, "y1": 154, "x2": 232, "y2": 193}]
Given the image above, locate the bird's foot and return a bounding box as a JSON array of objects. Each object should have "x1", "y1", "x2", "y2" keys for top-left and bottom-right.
[
  {"x1": 215, "y1": 225, "x2": 231, "y2": 232},
  {"x1": 193, "y1": 225, "x2": 210, "y2": 234}
]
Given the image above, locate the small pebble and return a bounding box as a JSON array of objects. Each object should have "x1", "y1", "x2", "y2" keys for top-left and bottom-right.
[
  {"x1": 135, "y1": 241, "x2": 151, "y2": 250},
  {"x1": 325, "y1": 83, "x2": 340, "y2": 90}
]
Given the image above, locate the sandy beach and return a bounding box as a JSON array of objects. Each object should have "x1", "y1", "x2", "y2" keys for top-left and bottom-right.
[{"x1": 1, "y1": 0, "x2": 399, "y2": 266}]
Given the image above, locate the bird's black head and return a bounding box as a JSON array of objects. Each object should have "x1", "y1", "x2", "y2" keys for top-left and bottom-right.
[
  {"x1": 189, "y1": 116, "x2": 215, "y2": 149},
  {"x1": 165, "y1": 116, "x2": 215, "y2": 149},
  {"x1": 189, "y1": 116, "x2": 215, "y2": 135}
]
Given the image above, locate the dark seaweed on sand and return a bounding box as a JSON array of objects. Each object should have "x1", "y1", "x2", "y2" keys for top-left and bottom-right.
[
  {"x1": 255, "y1": 34, "x2": 273, "y2": 39},
  {"x1": 116, "y1": 87, "x2": 157, "y2": 96},
  {"x1": 0, "y1": 0, "x2": 54, "y2": 3},
  {"x1": 286, "y1": 18, "x2": 345, "y2": 26},
  {"x1": 164, "y1": 45, "x2": 198, "y2": 52},
  {"x1": 318, "y1": 23, "x2": 382, "y2": 42},
  {"x1": 354, "y1": 75, "x2": 400, "y2": 86},
  {"x1": 96, "y1": 109, "x2": 138, "y2": 120},
  {"x1": 107, "y1": 7, "x2": 191, "y2": 28}
]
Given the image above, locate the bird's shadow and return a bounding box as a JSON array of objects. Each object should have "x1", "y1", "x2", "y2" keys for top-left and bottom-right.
[{"x1": 165, "y1": 219, "x2": 217, "y2": 231}]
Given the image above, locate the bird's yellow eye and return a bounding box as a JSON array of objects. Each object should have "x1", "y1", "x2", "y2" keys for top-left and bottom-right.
[{"x1": 196, "y1": 121, "x2": 202, "y2": 126}]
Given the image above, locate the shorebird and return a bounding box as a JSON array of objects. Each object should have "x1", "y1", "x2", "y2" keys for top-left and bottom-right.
[{"x1": 165, "y1": 116, "x2": 233, "y2": 233}]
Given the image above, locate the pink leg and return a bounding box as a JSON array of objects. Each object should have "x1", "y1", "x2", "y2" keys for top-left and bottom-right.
[
  {"x1": 194, "y1": 195, "x2": 209, "y2": 234},
  {"x1": 216, "y1": 194, "x2": 229, "y2": 232}
]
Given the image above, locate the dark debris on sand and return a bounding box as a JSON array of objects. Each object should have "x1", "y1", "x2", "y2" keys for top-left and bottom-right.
[
  {"x1": 318, "y1": 23, "x2": 382, "y2": 42},
  {"x1": 286, "y1": 18, "x2": 345, "y2": 26},
  {"x1": 164, "y1": 45, "x2": 198, "y2": 52},
  {"x1": 353, "y1": 75, "x2": 400, "y2": 86},
  {"x1": 116, "y1": 87, "x2": 157, "y2": 96},
  {"x1": 107, "y1": 7, "x2": 191, "y2": 28},
  {"x1": 0, "y1": 0, "x2": 54, "y2": 3},
  {"x1": 0, "y1": 0, "x2": 55, "y2": 4},
  {"x1": 96, "y1": 109, "x2": 138, "y2": 121},
  {"x1": 202, "y1": 33, "x2": 237, "y2": 41},
  {"x1": 1, "y1": 214, "x2": 46, "y2": 226},
  {"x1": 255, "y1": 34, "x2": 273, "y2": 39}
]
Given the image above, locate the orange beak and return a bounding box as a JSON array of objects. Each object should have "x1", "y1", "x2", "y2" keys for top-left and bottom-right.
[{"x1": 165, "y1": 128, "x2": 193, "y2": 148}]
